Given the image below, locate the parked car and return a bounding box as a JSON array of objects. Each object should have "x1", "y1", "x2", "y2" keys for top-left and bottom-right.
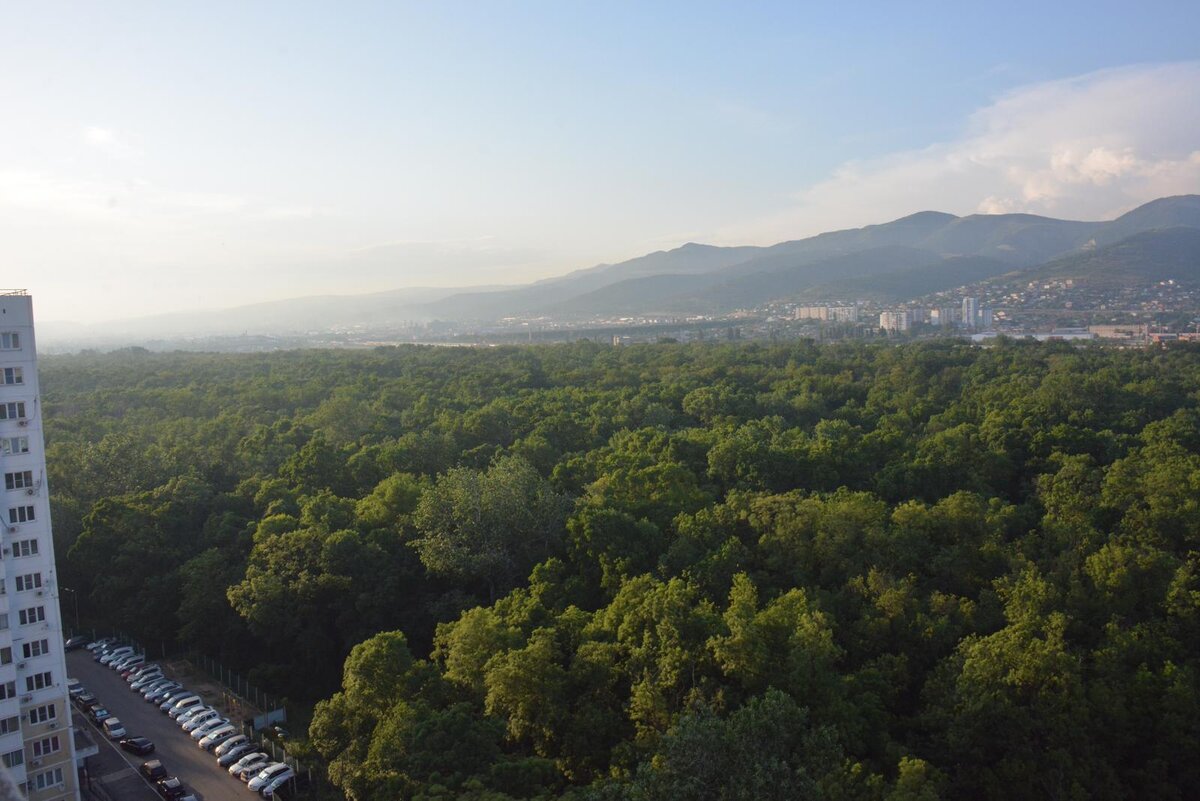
[
  {"x1": 159, "y1": 690, "x2": 195, "y2": 711},
  {"x1": 119, "y1": 736, "x2": 155, "y2": 755},
  {"x1": 74, "y1": 692, "x2": 97, "y2": 711},
  {"x1": 260, "y1": 772, "x2": 294, "y2": 798},
  {"x1": 190, "y1": 718, "x2": 230, "y2": 741},
  {"x1": 89, "y1": 706, "x2": 111, "y2": 723},
  {"x1": 181, "y1": 708, "x2": 220, "y2": 731},
  {"x1": 98, "y1": 645, "x2": 133, "y2": 665},
  {"x1": 230, "y1": 752, "x2": 270, "y2": 778},
  {"x1": 155, "y1": 776, "x2": 186, "y2": 800},
  {"x1": 248, "y1": 764, "x2": 293, "y2": 793},
  {"x1": 217, "y1": 741, "x2": 255, "y2": 766},
  {"x1": 167, "y1": 695, "x2": 203, "y2": 717},
  {"x1": 140, "y1": 760, "x2": 168, "y2": 781},
  {"x1": 199, "y1": 724, "x2": 238, "y2": 750},
  {"x1": 131, "y1": 672, "x2": 166, "y2": 691},
  {"x1": 127, "y1": 663, "x2": 160, "y2": 681},
  {"x1": 140, "y1": 677, "x2": 173, "y2": 694},
  {"x1": 86, "y1": 637, "x2": 116, "y2": 652},
  {"x1": 146, "y1": 683, "x2": 182, "y2": 703},
  {"x1": 64, "y1": 634, "x2": 89, "y2": 650},
  {"x1": 214, "y1": 734, "x2": 250, "y2": 757},
  {"x1": 66, "y1": 678, "x2": 84, "y2": 697},
  {"x1": 112, "y1": 654, "x2": 145, "y2": 672},
  {"x1": 102, "y1": 717, "x2": 126, "y2": 739}
]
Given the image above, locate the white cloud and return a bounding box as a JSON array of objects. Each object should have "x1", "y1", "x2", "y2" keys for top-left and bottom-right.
[{"x1": 723, "y1": 62, "x2": 1200, "y2": 242}]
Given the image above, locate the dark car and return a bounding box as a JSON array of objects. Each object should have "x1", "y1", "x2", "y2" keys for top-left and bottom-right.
[
  {"x1": 88, "y1": 705, "x2": 111, "y2": 723},
  {"x1": 74, "y1": 692, "x2": 97, "y2": 711},
  {"x1": 120, "y1": 736, "x2": 155, "y2": 755},
  {"x1": 140, "y1": 760, "x2": 167, "y2": 781},
  {"x1": 64, "y1": 635, "x2": 89, "y2": 651},
  {"x1": 155, "y1": 776, "x2": 186, "y2": 799}
]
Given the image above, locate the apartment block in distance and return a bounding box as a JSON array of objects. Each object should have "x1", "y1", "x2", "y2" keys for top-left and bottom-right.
[{"x1": 0, "y1": 291, "x2": 79, "y2": 800}]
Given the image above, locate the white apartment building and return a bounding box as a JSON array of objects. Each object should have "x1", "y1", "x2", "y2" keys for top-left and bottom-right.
[
  {"x1": 878, "y1": 310, "x2": 912, "y2": 333},
  {"x1": 0, "y1": 292, "x2": 79, "y2": 801}
]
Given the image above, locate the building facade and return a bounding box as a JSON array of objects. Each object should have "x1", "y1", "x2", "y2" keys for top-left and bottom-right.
[{"x1": 0, "y1": 292, "x2": 79, "y2": 801}]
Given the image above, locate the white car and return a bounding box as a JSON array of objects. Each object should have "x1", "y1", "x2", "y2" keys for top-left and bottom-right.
[
  {"x1": 168, "y1": 696, "x2": 204, "y2": 718},
  {"x1": 181, "y1": 709, "x2": 219, "y2": 731},
  {"x1": 247, "y1": 763, "x2": 293, "y2": 793},
  {"x1": 102, "y1": 717, "x2": 126, "y2": 739},
  {"x1": 199, "y1": 724, "x2": 238, "y2": 750},
  {"x1": 231, "y1": 753, "x2": 270, "y2": 779},
  {"x1": 130, "y1": 672, "x2": 164, "y2": 690},
  {"x1": 99, "y1": 646, "x2": 133, "y2": 665},
  {"x1": 190, "y1": 718, "x2": 229, "y2": 741}
]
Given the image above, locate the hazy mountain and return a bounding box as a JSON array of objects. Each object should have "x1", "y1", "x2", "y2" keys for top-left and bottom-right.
[
  {"x1": 1003, "y1": 227, "x2": 1200, "y2": 290},
  {"x1": 40, "y1": 195, "x2": 1200, "y2": 345},
  {"x1": 796, "y1": 256, "x2": 1015, "y2": 304}
]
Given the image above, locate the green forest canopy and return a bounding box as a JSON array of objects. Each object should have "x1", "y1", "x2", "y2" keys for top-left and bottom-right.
[{"x1": 42, "y1": 340, "x2": 1200, "y2": 800}]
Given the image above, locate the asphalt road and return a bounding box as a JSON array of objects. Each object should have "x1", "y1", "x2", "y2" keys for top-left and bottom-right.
[{"x1": 68, "y1": 650, "x2": 251, "y2": 801}]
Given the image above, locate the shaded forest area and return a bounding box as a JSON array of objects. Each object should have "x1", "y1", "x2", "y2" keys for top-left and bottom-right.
[{"x1": 43, "y1": 340, "x2": 1200, "y2": 800}]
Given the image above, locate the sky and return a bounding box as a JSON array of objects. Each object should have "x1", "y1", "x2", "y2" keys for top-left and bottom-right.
[{"x1": 2, "y1": 1, "x2": 1199, "y2": 324}]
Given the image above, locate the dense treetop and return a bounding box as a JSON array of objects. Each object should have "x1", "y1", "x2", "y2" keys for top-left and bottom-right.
[{"x1": 43, "y1": 340, "x2": 1200, "y2": 800}]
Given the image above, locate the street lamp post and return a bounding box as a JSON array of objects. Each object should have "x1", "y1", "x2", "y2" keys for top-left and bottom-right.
[{"x1": 60, "y1": 586, "x2": 80, "y2": 632}]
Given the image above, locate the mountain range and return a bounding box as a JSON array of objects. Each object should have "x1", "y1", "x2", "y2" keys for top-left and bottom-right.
[{"x1": 41, "y1": 194, "x2": 1200, "y2": 344}]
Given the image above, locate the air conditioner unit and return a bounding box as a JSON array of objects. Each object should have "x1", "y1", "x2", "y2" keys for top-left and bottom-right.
[
  {"x1": 47, "y1": 722, "x2": 57, "y2": 730},
  {"x1": 23, "y1": 488, "x2": 34, "y2": 496},
  {"x1": 29, "y1": 759, "x2": 39, "y2": 767},
  {"x1": 20, "y1": 695, "x2": 31, "y2": 703},
  {"x1": 34, "y1": 590, "x2": 41, "y2": 596},
  {"x1": 16, "y1": 420, "x2": 27, "y2": 427},
  {"x1": 16, "y1": 662, "x2": 24, "y2": 669}
]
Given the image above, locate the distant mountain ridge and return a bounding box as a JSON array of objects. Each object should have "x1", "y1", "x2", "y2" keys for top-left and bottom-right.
[
  {"x1": 41, "y1": 195, "x2": 1200, "y2": 343},
  {"x1": 416, "y1": 194, "x2": 1200, "y2": 319}
]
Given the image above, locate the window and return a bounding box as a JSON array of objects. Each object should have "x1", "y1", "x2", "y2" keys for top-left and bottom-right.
[
  {"x1": 31, "y1": 735, "x2": 59, "y2": 758},
  {"x1": 18, "y1": 606, "x2": 45, "y2": 626},
  {"x1": 0, "y1": 716, "x2": 18, "y2": 735},
  {"x1": 0, "y1": 402, "x2": 25, "y2": 421},
  {"x1": 1, "y1": 749, "x2": 22, "y2": 768},
  {"x1": 0, "y1": 333, "x2": 19, "y2": 350},
  {"x1": 14, "y1": 573, "x2": 41, "y2": 592},
  {"x1": 0, "y1": 615, "x2": 7, "y2": 631},
  {"x1": 28, "y1": 704, "x2": 56, "y2": 725},
  {"x1": 7, "y1": 506, "x2": 34, "y2": 524},
  {"x1": 0, "y1": 437, "x2": 28, "y2": 455},
  {"x1": 22, "y1": 640, "x2": 49, "y2": 659},
  {"x1": 0, "y1": 648, "x2": 9, "y2": 665},
  {"x1": 31, "y1": 767, "x2": 63, "y2": 791},
  {"x1": 0, "y1": 367, "x2": 22, "y2": 386},
  {"x1": 0, "y1": 682, "x2": 14, "y2": 700},
  {"x1": 24, "y1": 671, "x2": 52, "y2": 692},
  {"x1": 12, "y1": 539, "x2": 38, "y2": 557},
  {"x1": 4, "y1": 471, "x2": 33, "y2": 490}
]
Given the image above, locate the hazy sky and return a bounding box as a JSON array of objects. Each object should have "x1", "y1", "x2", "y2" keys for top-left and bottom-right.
[{"x1": 3, "y1": 2, "x2": 1199, "y2": 323}]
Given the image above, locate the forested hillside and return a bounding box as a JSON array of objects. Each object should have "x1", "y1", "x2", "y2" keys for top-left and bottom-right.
[{"x1": 42, "y1": 341, "x2": 1200, "y2": 800}]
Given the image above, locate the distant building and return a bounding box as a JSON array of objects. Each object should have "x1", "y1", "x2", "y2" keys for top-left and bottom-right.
[
  {"x1": 962, "y1": 297, "x2": 980, "y2": 330},
  {"x1": 829, "y1": 305, "x2": 859, "y2": 323},
  {"x1": 929, "y1": 307, "x2": 956, "y2": 326},
  {"x1": 879, "y1": 310, "x2": 911, "y2": 332},
  {"x1": 1089, "y1": 324, "x2": 1150, "y2": 341},
  {"x1": 794, "y1": 306, "x2": 829, "y2": 321}
]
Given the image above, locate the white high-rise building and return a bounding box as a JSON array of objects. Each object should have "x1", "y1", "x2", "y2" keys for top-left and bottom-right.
[
  {"x1": 962, "y1": 297, "x2": 980, "y2": 330},
  {"x1": 0, "y1": 292, "x2": 80, "y2": 800}
]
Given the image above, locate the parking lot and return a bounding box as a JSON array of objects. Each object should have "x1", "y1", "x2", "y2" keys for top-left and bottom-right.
[{"x1": 69, "y1": 649, "x2": 250, "y2": 801}]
